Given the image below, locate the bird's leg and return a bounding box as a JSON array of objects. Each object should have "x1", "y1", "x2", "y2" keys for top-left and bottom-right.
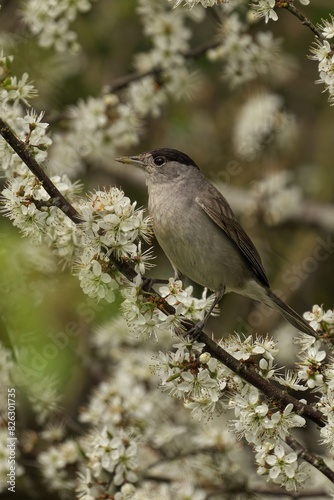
[
  {"x1": 184, "y1": 288, "x2": 224, "y2": 340},
  {"x1": 173, "y1": 267, "x2": 185, "y2": 284}
]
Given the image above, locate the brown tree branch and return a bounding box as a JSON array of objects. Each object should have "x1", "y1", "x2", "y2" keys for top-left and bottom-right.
[
  {"x1": 0, "y1": 118, "x2": 326, "y2": 431},
  {"x1": 286, "y1": 434, "x2": 334, "y2": 483},
  {"x1": 0, "y1": 118, "x2": 82, "y2": 224},
  {"x1": 280, "y1": 2, "x2": 327, "y2": 42},
  {"x1": 277, "y1": 1, "x2": 334, "y2": 54},
  {"x1": 252, "y1": 486, "x2": 330, "y2": 498}
]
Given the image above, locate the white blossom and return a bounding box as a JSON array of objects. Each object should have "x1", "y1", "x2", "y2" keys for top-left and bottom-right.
[
  {"x1": 159, "y1": 278, "x2": 218, "y2": 321},
  {"x1": 251, "y1": 0, "x2": 278, "y2": 23},
  {"x1": 74, "y1": 187, "x2": 153, "y2": 301},
  {"x1": 319, "y1": 15, "x2": 334, "y2": 39},
  {"x1": 223, "y1": 333, "x2": 278, "y2": 363},
  {"x1": 303, "y1": 304, "x2": 334, "y2": 332},
  {"x1": 230, "y1": 388, "x2": 305, "y2": 445},
  {"x1": 309, "y1": 36, "x2": 334, "y2": 104},
  {"x1": 85, "y1": 427, "x2": 138, "y2": 483},
  {"x1": 275, "y1": 370, "x2": 308, "y2": 392},
  {"x1": 297, "y1": 340, "x2": 326, "y2": 389},
  {"x1": 256, "y1": 443, "x2": 309, "y2": 490}
]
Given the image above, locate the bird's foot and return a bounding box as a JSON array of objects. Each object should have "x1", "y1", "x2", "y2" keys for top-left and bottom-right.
[
  {"x1": 141, "y1": 277, "x2": 169, "y2": 294},
  {"x1": 183, "y1": 319, "x2": 206, "y2": 341}
]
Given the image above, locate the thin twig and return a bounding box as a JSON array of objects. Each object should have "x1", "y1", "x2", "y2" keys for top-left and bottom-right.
[
  {"x1": 106, "y1": 39, "x2": 220, "y2": 93},
  {"x1": 280, "y1": 2, "x2": 322, "y2": 39},
  {"x1": 281, "y1": 1, "x2": 334, "y2": 49},
  {"x1": 0, "y1": 118, "x2": 326, "y2": 430}
]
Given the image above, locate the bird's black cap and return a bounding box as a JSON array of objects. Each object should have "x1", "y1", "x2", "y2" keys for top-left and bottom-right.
[{"x1": 151, "y1": 148, "x2": 199, "y2": 169}]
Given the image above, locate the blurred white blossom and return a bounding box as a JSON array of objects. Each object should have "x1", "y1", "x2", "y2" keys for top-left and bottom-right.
[
  {"x1": 38, "y1": 440, "x2": 79, "y2": 491},
  {"x1": 251, "y1": 170, "x2": 302, "y2": 225},
  {"x1": 208, "y1": 15, "x2": 293, "y2": 87},
  {"x1": 48, "y1": 95, "x2": 141, "y2": 175},
  {"x1": 21, "y1": 0, "x2": 98, "y2": 53},
  {"x1": 233, "y1": 92, "x2": 297, "y2": 160}
]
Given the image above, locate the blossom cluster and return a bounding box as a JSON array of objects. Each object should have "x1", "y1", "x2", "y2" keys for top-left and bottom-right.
[
  {"x1": 0, "y1": 69, "x2": 84, "y2": 259},
  {"x1": 232, "y1": 92, "x2": 297, "y2": 161},
  {"x1": 48, "y1": 95, "x2": 141, "y2": 177},
  {"x1": 207, "y1": 13, "x2": 291, "y2": 87},
  {"x1": 250, "y1": 170, "x2": 302, "y2": 225},
  {"x1": 21, "y1": 0, "x2": 98, "y2": 52},
  {"x1": 130, "y1": 0, "x2": 202, "y2": 114},
  {"x1": 0, "y1": 55, "x2": 48, "y2": 175},
  {"x1": 256, "y1": 443, "x2": 309, "y2": 491},
  {"x1": 292, "y1": 306, "x2": 334, "y2": 456},
  {"x1": 29, "y1": 317, "x2": 243, "y2": 499},
  {"x1": 5, "y1": 188, "x2": 148, "y2": 305},
  {"x1": 121, "y1": 278, "x2": 217, "y2": 339},
  {"x1": 303, "y1": 304, "x2": 334, "y2": 335},
  {"x1": 155, "y1": 332, "x2": 311, "y2": 490},
  {"x1": 76, "y1": 188, "x2": 152, "y2": 301},
  {"x1": 310, "y1": 15, "x2": 334, "y2": 104},
  {"x1": 1, "y1": 170, "x2": 79, "y2": 245}
]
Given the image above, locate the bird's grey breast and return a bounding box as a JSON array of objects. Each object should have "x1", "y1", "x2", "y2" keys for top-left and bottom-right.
[
  {"x1": 147, "y1": 178, "x2": 251, "y2": 291},
  {"x1": 148, "y1": 180, "x2": 189, "y2": 241}
]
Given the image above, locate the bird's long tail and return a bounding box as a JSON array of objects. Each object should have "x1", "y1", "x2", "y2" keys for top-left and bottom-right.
[{"x1": 266, "y1": 289, "x2": 316, "y2": 338}]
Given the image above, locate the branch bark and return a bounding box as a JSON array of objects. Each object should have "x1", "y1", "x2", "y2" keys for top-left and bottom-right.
[
  {"x1": 286, "y1": 434, "x2": 334, "y2": 483},
  {"x1": 0, "y1": 118, "x2": 82, "y2": 225},
  {"x1": 280, "y1": 2, "x2": 328, "y2": 43}
]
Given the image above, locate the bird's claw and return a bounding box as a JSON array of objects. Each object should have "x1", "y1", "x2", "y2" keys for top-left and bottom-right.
[
  {"x1": 141, "y1": 277, "x2": 169, "y2": 294},
  {"x1": 183, "y1": 320, "x2": 205, "y2": 341}
]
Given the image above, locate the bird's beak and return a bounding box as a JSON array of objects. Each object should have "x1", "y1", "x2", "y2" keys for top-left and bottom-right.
[{"x1": 115, "y1": 155, "x2": 146, "y2": 169}]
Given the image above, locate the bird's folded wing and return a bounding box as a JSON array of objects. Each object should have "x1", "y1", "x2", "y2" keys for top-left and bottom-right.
[{"x1": 195, "y1": 193, "x2": 270, "y2": 288}]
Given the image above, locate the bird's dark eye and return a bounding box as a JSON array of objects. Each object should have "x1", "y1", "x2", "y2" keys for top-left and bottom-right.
[{"x1": 154, "y1": 156, "x2": 165, "y2": 167}]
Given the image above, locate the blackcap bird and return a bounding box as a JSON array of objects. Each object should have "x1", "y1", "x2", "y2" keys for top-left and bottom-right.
[{"x1": 116, "y1": 148, "x2": 315, "y2": 338}]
